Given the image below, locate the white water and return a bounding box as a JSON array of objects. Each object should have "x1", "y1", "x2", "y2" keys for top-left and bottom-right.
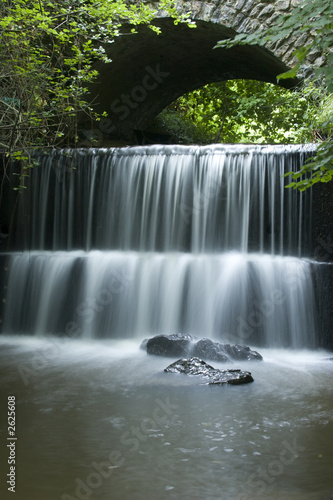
[
  {"x1": 3, "y1": 144, "x2": 317, "y2": 348},
  {"x1": 3, "y1": 250, "x2": 316, "y2": 348},
  {"x1": 1, "y1": 144, "x2": 331, "y2": 500},
  {"x1": 13, "y1": 144, "x2": 312, "y2": 254}
]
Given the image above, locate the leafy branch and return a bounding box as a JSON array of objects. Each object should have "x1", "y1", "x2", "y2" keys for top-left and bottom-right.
[
  {"x1": 214, "y1": 0, "x2": 333, "y2": 189},
  {"x1": 0, "y1": 0, "x2": 187, "y2": 194}
]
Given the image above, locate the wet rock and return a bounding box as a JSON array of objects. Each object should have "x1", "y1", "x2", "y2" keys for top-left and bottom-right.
[
  {"x1": 141, "y1": 333, "x2": 263, "y2": 362},
  {"x1": 191, "y1": 338, "x2": 230, "y2": 362},
  {"x1": 144, "y1": 333, "x2": 197, "y2": 357},
  {"x1": 164, "y1": 357, "x2": 254, "y2": 385},
  {"x1": 193, "y1": 338, "x2": 263, "y2": 362}
]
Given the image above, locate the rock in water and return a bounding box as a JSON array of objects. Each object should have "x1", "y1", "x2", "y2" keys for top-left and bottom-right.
[
  {"x1": 141, "y1": 333, "x2": 263, "y2": 362},
  {"x1": 144, "y1": 333, "x2": 197, "y2": 357},
  {"x1": 192, "y1": 338, "x2": 263, "y2": 362},
  {"x1": 164, "y1": 357, "x2": 254, "y2": 385}
]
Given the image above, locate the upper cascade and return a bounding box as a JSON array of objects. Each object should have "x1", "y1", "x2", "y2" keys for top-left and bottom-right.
[{"x1": 10, "y1": 144, "x2": 313, "y2": 256}]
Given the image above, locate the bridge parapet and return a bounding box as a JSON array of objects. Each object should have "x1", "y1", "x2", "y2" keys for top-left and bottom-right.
[{"x1": 150, "y1": 0, "x2": 321, "y2": 67}]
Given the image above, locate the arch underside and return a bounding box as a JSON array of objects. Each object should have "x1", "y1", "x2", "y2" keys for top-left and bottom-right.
[{"x1": 85, "y1": 19, "x2": 297, "y2": 140}]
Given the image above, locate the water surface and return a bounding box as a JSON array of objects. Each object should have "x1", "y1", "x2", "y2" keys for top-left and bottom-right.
[{"x1": 1, "y1": 337, "x2": 332, "y2": 500}]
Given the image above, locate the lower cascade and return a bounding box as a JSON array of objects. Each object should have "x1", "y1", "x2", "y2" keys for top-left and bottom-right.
[
  {"x1": 2, "y1": 249, "x2": 317, "y2": 347},
  {"x1": 1, "y1": 144, "x2": 320, "y2": 348}
]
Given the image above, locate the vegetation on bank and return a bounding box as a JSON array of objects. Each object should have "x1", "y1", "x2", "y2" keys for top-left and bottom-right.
[
  {"x1": 150, "y1": 79, "x2": 332, "y2": 146},
  {"x1": 0, "y1": 0, "x2": 187, "y2": 190},
  {"x1": 213, "y1": 0, "x2": 333, "y2": 190}
]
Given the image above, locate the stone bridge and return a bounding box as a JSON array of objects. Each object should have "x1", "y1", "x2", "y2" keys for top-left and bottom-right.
[{"x1": 82, "y1": 0, "x2": 318, "y2": 143}]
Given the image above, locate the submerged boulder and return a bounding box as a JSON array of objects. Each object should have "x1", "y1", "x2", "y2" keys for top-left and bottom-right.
[
  {"x1": 141, "y1": 333, "x2": 263, "y2": 362},
  {"x1": 164, "y1": 357, "x2": 254, "y2": 385}
]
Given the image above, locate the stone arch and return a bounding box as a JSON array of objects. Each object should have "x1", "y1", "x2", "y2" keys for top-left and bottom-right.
[{"x1": 82, "y1": 0, "x2": 314, "y2": 142}]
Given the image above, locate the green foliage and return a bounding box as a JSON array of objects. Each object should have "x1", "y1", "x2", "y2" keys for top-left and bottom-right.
[
  {"x1": 283, "y1": 86, "x2": 333, "y2": 189},
  {"x1": 152, "y1": 79, "x2": 314, "y2": 145},
  {"x1": 284, "y1": 139, "x2": 333, "y2": 190},
  {"x1": 152, "y1": 107, "x2": 210, "y2": 144},
  {"x1": 214, "y1": 0, "x2": 333, "y2": 189},
  {"x1": 0, "y1": 0, "x2": 185, "y2": 191}
]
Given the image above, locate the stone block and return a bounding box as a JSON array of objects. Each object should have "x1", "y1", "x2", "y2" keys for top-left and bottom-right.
[
  {"x1": 235, "y1": 0, "x2": 247, "y2": 10},
  {"x1": 258, "y1": 4, "x2": 275, "y2": 19},
  {"x1": 276, "y1": 0, "x2": 290, "y2": 10}
]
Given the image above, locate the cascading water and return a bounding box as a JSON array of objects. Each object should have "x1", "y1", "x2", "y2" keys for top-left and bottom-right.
[
  {"x1": 2, "y1": 144, "x2": 317, "y2": 348},
  {"x1": 2, "y1": 144, "x2": 333, "y2": 500}
]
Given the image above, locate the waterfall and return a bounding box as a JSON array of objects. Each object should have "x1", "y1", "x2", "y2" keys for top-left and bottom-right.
[
  {"x1": 9, "y1": 144, "x2": 313, "y2": 254},
  {"x1": 2, "y1": 144, "x2": 318, "y2": 347}
]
